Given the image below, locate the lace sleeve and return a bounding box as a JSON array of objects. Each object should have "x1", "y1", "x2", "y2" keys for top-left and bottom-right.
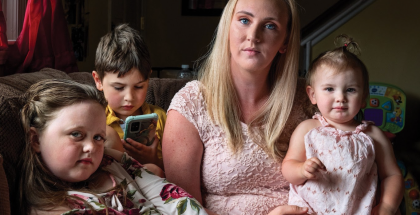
[{"x1": 167, "y1": 81, "x2": 207, "y2": 137}]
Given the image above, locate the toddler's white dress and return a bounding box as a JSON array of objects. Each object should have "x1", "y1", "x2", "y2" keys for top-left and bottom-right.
[{"x1": 288, "y1": 113, "x2": 377, "y2": 215}]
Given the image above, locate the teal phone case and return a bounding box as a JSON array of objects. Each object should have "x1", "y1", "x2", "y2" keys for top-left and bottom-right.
[{"x1": 123, "y1": 113, "x2": 158, "y2": 146}]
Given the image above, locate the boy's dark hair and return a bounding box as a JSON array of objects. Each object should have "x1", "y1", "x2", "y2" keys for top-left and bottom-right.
[{"x1": 95, "y1": 23, "x2": 151, "y2": 80}]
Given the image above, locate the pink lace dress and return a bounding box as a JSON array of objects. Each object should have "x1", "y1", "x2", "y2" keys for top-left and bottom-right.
[
  {"x1": 288, "y1": 113, "x2": 378, "y2": 215},
  {"x1": 168, "y1": 81, "x2": 309, "y2": 215}
]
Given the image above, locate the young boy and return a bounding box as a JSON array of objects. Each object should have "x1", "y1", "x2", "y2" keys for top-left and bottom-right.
[{"x1": 92, "y1": 24, "x2": 166, "y2": 170}]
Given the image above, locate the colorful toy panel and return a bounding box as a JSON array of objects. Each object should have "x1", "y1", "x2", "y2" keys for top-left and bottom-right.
[
  {"x1": 402, "y1": 171, "x2": 420, "y2": 214},
  {"x1": 362, "y1": 82, "x2": 406, "y2": 133}
]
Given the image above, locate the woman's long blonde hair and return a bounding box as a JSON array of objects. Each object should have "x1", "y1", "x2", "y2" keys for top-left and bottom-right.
[{"x1": 199, "y1": 0, "x2": 300, "y2": 160}]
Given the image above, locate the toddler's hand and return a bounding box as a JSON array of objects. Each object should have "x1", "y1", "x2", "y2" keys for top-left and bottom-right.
[
  {"x1": 301, "y1": 157, "x2": 326, "y2": 180},
  {"x1": 122, "y1": 135, "x2": 160, "y2": 166}
]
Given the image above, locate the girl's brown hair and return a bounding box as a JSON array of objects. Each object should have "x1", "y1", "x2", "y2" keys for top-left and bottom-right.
[
  {"x1": 19, "y1": 79, "x2": 107, "y2": 214},
  {"x1": 306, "y1": 34, "x2": 369, "y2": 101}
]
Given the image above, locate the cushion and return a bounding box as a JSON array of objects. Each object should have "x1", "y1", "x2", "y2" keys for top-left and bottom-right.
[
  {"x1": 0, "y1": 97, "x2": 26, "y2": 214},
  {"x1": 0, "y1": 68, "x2": 73, "y2": 99},
  {"x1": 146, "y1": 78, "x2": 190, "y2": 111},
  {"x1": 67, "y1": 71, "x2": 96, "y2": 86}
]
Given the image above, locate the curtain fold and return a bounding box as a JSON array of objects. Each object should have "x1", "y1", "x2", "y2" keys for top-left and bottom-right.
[
  {"x1": 0, "y1": 2, "x2": 7, "y2": 50},
  {"x1": 0, "y1": 1, "x2": 8, "y2": 66},
  {"x1": 6, "y1": 0, "x2": 78, "y2": 76}
]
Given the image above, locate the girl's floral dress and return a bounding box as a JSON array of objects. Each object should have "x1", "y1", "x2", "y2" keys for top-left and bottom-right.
[{"x1": 63, "y1": 153, "x2": 206, "y2": 215}]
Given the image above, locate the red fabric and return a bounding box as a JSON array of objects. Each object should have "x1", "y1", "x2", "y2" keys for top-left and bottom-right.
[
  {"x1": 6, "y1": 0, "x2": 78, "y2": 75},
  {"x1": 0, "y1": 2, "x2": 8, "y2": 50}
]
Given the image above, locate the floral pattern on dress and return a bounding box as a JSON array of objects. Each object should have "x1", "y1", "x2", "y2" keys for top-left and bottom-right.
[
  {"x1": 160, "y1": 184, "x2": 202, "y2": 214},
  {"x1": 63, "y1": 153, "x2": 207, "y2": 215}
]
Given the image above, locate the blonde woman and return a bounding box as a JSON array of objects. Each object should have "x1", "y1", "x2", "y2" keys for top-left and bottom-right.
[{"x1": 163, "y1": 0, "x2": 310, "y2": 214}]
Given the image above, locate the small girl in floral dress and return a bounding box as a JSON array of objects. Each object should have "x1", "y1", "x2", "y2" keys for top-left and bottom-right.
[
  {"x1": 282, "y1": 35, "x2": 403, "y2": 215},
  {"x1": 18, "y1": 79, "x2": 206, "y2": 215}
]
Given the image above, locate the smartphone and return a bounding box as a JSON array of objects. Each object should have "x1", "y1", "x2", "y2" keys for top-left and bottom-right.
[{"x1": 123, "y1": 113, "x2": 158, "y2": 146}]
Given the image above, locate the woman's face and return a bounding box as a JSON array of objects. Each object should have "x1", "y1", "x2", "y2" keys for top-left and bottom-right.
[
  {"x1": 229, "y1": 0, "x2": 289, "y2": 74},
  {"x1": 32, "y1": 101, "x2": 106, "y2": 182}
]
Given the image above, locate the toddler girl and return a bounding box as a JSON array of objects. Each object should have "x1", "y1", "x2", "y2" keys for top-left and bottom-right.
[
  {"x1": 282, "y1": 35, "x2": 403, "y2": 215},
  {"x1": 19, "y1": 79, "x2": 206, "y2": 215}
]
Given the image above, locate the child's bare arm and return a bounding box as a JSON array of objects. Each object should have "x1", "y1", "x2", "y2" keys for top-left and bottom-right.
[
  {"x1": 104, "y1": 148, "x2": 164, "y2": 177},
  {"x1": 368, "y1": 126, "x2": 404, "y2": 215},
  {"x1": 104, "y1": 147, "x2": 124, "y2": 161},
  {"x1": 282, "y1": 119, "x2": 325, "y2": 185},
  {"x1": 104, "y1": 125, "x2": 124, "y2": 152}
]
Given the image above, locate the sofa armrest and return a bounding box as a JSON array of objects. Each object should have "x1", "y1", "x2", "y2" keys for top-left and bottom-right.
[
  {"x1": 146, "y1": 78, "x2": 190, "y2": 112},
  {"x1": 0, "y1": 154, "x2": 11, "y2": 215}
]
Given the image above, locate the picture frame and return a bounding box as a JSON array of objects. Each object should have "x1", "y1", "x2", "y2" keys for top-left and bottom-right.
[{"x1": 181, "y1": 0, "x2": 228, "y2": 16}]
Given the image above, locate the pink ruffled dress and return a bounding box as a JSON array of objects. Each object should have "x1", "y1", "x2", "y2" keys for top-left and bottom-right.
[{"x1": 288, "y1": 113, "x2": 378, "y2": 215}]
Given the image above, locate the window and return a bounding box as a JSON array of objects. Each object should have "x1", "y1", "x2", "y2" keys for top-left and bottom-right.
[{"x1": 2, "y1": 0, "x2": 27, "y2": 41}]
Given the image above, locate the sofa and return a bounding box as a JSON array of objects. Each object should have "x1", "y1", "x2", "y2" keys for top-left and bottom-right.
[
  {"x1": 0, "y1": 68, "x2": 311, "y2": 214},
  {"x1": 0, "y1": 68, "x2": 191, "y2": 215}
]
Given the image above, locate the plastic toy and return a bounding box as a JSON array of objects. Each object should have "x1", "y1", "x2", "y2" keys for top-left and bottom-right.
[
  {"x1": 363, "y1": 83, "x2": 419, "y2": 215},
  {"x1": 399, "y1": 161, "x2": 420, "y2": 215},
  {"x1": 362, "y1": 82, "x2": 406, "y2": 134}
]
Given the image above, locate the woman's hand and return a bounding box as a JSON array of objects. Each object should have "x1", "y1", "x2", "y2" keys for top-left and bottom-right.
[{"x1": 268, "y1": 205, "x2": 309, "y2": 215}]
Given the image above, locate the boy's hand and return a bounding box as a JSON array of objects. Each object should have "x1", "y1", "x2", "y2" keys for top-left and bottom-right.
[
  {"x1": 301, "y1": 157, "x2": 326, "y2": 180},
  {"x1": 122, "y1": 135, "x2": 163, "y2": 169}
]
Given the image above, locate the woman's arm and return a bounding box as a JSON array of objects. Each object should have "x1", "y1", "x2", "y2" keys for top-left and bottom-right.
[
  {"x1": 162, "y1": 110, "x2": 206, "y2": 205},
  {"x1": 282, "y1": 119, "x2": 325, "y2": 185},
  {"x1": 368, "y1": 126, "x2": 404, "y2": 215}
]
